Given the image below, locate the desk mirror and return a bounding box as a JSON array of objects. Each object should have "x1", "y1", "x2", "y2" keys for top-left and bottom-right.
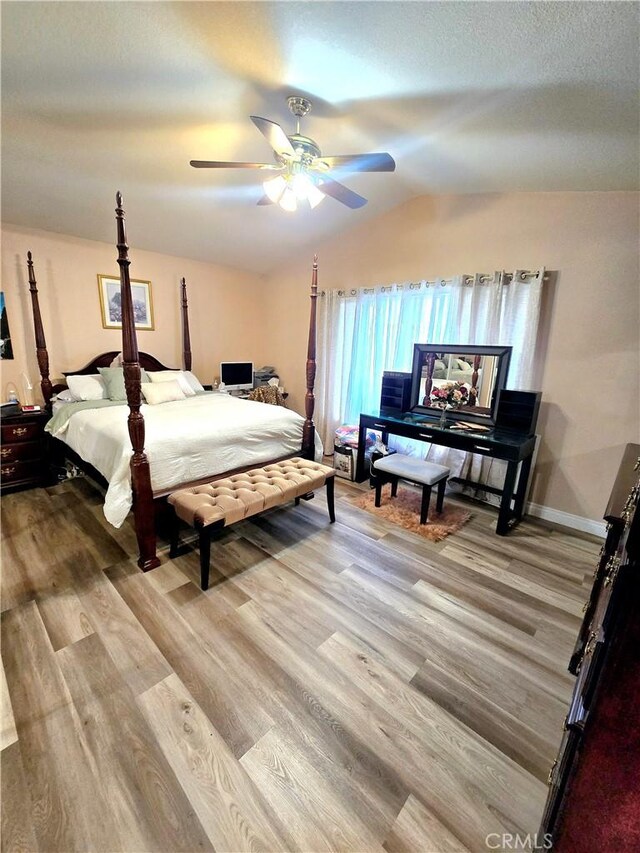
[{"x1": 410, "y1": 344, "x2": 512, "y2": 425}]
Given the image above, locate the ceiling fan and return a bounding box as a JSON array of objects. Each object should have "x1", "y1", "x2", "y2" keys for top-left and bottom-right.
[{"x1": 190, "y1": 96, "x2": 395, "y2": 211}]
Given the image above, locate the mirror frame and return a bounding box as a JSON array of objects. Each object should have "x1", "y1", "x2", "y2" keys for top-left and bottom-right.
[{"x1": 410, "y1": 344, "x2": 512, "y2": 425}]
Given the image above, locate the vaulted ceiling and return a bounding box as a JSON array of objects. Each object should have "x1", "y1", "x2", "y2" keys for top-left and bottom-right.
[{"x1": 2, "y1": 1, "x2": 638, "y2": 273}]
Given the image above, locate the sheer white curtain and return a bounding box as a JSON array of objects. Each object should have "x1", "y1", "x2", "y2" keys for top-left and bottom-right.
[{"x1": 316, "y1": 270, "x2": 543, "y2": 493}]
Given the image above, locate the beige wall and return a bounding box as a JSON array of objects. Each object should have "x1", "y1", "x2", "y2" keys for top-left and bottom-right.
[
  {"x1": 262, "y1": 191, "x2": 640, "y2": 524},
  {"x1": 1, "y1": 225, "x2": 266, "y2": 398}
]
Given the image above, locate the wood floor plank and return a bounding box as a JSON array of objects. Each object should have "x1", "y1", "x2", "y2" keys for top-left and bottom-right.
[
  {"x1": 1, "y1": 602, "x2": 121, "y2": 851},
  {"x1": 1, "y1": 741, "x2": 39, "y2": 853},
  {"x1": 410, "y1": 657, "x2": 559, "y2": 782},
  {"x1": 182, "y1": 597, "x2": 409, "y2": 837},
  {"x1": 409, "y1": 579, "x2": 575, "y2": 684},
  {"x1": 146, "y1": 560, "x2": 191, "y2": 594},
  {"x1": 57, "y1": 633, "x2": 212, "y2": 852},
  {"x1": 440, "y1": 542, "x2": 586, "y2": 616},
  {"x1": 0, "y1": 659, "x2": 17, "y2": 751},
  {"x1": 357, "y1": 530, "x2": 549, "y2": 634},
  {"x1": 36, "y1": 590, "x2": 94, "y2": 651},
  {"x1": 343, "y1": 564, "x2": 574, "y2": 708},
  {"x1": 241, "y1": 726, "x2": 386, "y2": 853},
  {"x1": 78, "y1": 563, "x2": 173, "y2": 695},
  {"x1": 383, "y1": 794, "x2": 470, "y2": 853},
  {"x1": 456, "y1": 524, "x2": 598, "y2": 580},
  {"x1": 112, "y1": 570, "x2": 275, "y2": 757},
  {"x1": 228, "y1": 534, "x2": 425, "y2": 680},
  {"x1": 136, "y1": 673, "x2": 289, "y2": 852},
  {"x1": 239, "y1": 603, "x2": 546, "y2": 851}
]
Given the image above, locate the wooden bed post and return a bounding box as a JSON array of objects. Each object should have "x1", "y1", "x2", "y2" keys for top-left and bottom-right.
[
  {"x1": 421, "y1": 352, "x2": 436, "y2": 405},
  {"x1": 302, "y1": 255, "x2": 318, "y2": 460},
  {"x1": 180, "y1": 277, "x2": 192, "y2": 371},
  {"x1": 26, "y1": 252, "x2": 54, "y2": 409},
  {"x1": 472, "y1": 354, "x2": 481, "y2": 390},
  {"x1": 115, "y1": 192, "x2": 160, "y2": 571}
]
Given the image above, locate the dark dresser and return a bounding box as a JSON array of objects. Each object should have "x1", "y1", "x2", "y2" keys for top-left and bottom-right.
[
  {"x1": 540, "y1": 443, "x2": 640, "y2": 849},
  {"x1": 0, "y1": 407, "x2": 50, "y2": 494}
]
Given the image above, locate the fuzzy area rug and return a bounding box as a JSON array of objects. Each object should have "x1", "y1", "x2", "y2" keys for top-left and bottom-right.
[{"x1": 351, "y1": 486, "x2": 472, "y2": 542}]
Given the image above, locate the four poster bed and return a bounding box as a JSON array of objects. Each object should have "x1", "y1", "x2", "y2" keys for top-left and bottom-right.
[{"x1": 27, "y1": 192, "x2": 320, "y2": 571}]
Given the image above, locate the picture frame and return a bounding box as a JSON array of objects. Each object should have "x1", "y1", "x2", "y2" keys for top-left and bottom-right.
[
  {"x1": 97, "y1": 274, "x2": 154, "y2": 331},
  {"x1": 0, "y1": 291, "x2": 14, "y2": 359}
]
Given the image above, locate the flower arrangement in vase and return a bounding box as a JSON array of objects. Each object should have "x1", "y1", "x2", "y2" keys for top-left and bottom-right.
[{"x1": 430, "y1": 382, "x2": 469, "y2": 428}]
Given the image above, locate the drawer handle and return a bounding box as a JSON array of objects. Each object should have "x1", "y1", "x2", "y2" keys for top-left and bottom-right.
[
  {"x1": 473, "y1": 444, "x2": 492, "y2": 452},
  {"x1": 584, "y1": 630, "x2": 598, "y2": 657},
  {"x1": 0, "y1": 448, "x2": 11, "y2": 458},
  {"x1": 1, "y1": 466, "x2": 16, "y2": 477},
  {"x1": 419, "y1": 432, "x2": 433, "y2": 439},
  {"x1": 11, "y1": 427, "x2": 28, "y2": 437}
]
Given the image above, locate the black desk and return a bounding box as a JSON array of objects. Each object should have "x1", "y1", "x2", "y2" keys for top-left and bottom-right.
[{"x1": 356, "y1": 410, "x2": 537, "y2": 535}]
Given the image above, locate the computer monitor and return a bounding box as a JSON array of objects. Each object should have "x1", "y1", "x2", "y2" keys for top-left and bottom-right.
[{"x1": 219, "y1": 361, "x2": 254, "y2": 391}]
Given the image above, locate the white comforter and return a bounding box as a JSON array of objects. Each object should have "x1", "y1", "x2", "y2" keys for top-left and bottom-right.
[{"x1": 51, "y1": 394, "x2": 322, "y2": 527}]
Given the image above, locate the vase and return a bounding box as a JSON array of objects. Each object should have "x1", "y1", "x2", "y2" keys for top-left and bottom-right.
[{"x1": 439, "y1": 405, "x2": 448, "y2": 429}]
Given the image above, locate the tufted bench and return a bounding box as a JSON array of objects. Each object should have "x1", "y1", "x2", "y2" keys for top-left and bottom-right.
[
  {"x1": 372, "y1": 454, "x2": 450, "y2": 524},
  {"x1": 168, "y1": 458, "x2": 336, "y2": 589}
]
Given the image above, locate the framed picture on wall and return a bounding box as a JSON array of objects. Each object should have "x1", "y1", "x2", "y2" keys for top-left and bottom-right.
[
  {"x1": 0, "y1": 292, "x2": 14, "y2": 359},
  {"x1": 97, "y1": 274, "x2": 154, "y2": 331}
]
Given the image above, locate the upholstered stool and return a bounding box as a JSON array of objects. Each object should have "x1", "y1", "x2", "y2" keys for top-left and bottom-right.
[
  {"x1": 168, "y1": 458, "x2": 336, "y2": 589},
  {"x1": 372, "y1": 454, "x2": 450, "y2": 524}
]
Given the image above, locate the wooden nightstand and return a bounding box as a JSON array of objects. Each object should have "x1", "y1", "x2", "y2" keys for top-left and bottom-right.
[{"x1": 0, "y1": 409, "x2": 50, "y2": 494}]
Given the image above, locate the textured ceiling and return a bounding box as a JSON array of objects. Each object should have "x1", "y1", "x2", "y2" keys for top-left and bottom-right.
[{"x1": 2, "y1": 1, "x2": 638, "y2": 274}]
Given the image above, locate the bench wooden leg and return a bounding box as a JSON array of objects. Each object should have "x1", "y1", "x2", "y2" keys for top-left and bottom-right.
[
  {"x1": 294, "y1": 496, "x2": 301, "y2": 506},
  {"x1": 326, "y1": 475, "x2": 335, "y2": 523},
  {"x1": 375, "y1": 479, "x2": 383, "y2": 507},
  {"x1": 391, "y1": 477, "x2": 399, "y2": 498},
  {"x1": 420, "y1": 484, "x2": 432, "y2": 525},
  {"x1": 169, "y1": 510, "x2": 181, "y2": 558},
  {"x1": 436, "y1": 478, "x2": 447, "y2": 514},
  {"x1": 199, "y1": 526, "x2": 211, "y2": 591}
]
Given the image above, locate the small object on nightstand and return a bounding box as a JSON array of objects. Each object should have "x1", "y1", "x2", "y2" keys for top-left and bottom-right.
[{"x1": 20, "y1": 404, "x2": 42, "y2": 413}]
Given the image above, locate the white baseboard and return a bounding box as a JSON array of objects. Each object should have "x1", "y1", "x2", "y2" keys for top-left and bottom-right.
[{"x1": 525, "y1": 501, "x2": 606, "y2": 538}]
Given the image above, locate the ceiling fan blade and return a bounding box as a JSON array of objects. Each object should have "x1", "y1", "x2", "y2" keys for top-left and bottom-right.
[
  {"x1": 316, "y1": 152, "x2": 396, "y2": 173},
  {"x1": 190, "y1": 160, "x2": 282, "y2": 170},
  {"x1": 250, "y1": 116, "x2": 296, "y2": 158},
  {"x1": 257, "y1": 195, "x2": 274, "y2": 206},
  {"x1": 315, "y1": 175, "x2": 367, "y2": 209}
]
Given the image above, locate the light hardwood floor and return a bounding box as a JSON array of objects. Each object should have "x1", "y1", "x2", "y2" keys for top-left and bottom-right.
[{"x1": 1, "y1": 475, "x2": 599, "y2": 852}]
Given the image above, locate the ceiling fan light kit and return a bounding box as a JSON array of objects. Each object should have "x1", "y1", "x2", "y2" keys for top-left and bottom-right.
[
  {"x1": 263, "y1": 168, "x2": 326, "y2": 212},
  {"x1": 190, "y1": 96, "x2": 395, "y2": 211}
]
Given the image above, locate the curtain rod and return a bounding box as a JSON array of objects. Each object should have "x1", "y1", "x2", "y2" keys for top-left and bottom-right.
[{"x1": 321, "y1": 269, "x2": 546, "y2": 297}]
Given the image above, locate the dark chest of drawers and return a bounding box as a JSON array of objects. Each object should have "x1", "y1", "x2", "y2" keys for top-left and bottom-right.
[
  {"x1": 0, "y1": 409, "x2": 50, "y2": 494},
  {"x1": 540, "y1": 443, "x2": 640, "y2": 848}
]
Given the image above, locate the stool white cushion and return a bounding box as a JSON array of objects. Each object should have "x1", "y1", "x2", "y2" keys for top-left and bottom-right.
[{"x1": 373, "y1": 454, "x2": 450, "y2": 485}]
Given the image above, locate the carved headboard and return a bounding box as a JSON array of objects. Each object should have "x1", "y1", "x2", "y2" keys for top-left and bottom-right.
[{"x1": 52, "y1": 351, "x2": 178, "y2": 394}]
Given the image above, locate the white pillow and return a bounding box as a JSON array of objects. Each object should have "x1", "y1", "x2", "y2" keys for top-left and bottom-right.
[
  {"x1": 141, "y1": 380, "x2": 186, "y2": 405},
  {"x1": 54, "y1": 388, "x2": 76, "y2": 403},
  {"x1": 183, "y1": 370, "x2": 205, "y2": 393},
  {"x1": 148, "y1": 370, "x2": 196, "y2": 397},
  {"x1": 457, "y1": 359, "x2": 472, "y2": 370},
  {"x1": 66, "y1": 374, "x2": 107, "y2": 401}
]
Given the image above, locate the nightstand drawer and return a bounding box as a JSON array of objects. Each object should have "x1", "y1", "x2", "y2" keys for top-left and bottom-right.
[
  {"x1": 0, "y1": 441, "x2": 41, "y2": 464},
  {"x1": 1, "y1": 459, "x2": 42, "y2": 484},
  {"x1": 1, "y1": 422, "x2": 41, "y2": 444}
]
